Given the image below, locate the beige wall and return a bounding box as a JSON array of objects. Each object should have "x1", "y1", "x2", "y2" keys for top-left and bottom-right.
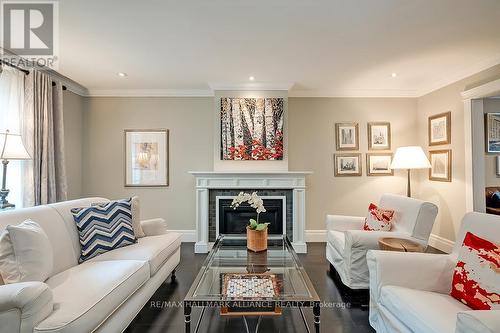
[
  {"x1": 81, "y1": 97, "x2": 213, "y2": 230},
  {"x1": 484, "y1": 99, "x2": 500, "y2": 187},
  {"x1": 63, "y1": 91, "x2": 85, "y2": 199},
  {"x1": 416, "y1": 65, "x2": 500, "y2": 245},
  {"x1": 288, "y1": 97, "x2": 418, "y2": 230}
]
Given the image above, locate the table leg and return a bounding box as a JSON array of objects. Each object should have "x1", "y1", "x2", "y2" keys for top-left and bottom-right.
[
  {"x1": 313, "y1": 303, "x2": 320, "y2": 333},
  {"x1": 184, "y1": 303, "x2": 191, "y2": 333}
]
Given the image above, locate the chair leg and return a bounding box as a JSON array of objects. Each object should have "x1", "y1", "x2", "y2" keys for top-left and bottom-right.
[{"x1": 171, "y1": 269, "x2": 176, "y2": 282}]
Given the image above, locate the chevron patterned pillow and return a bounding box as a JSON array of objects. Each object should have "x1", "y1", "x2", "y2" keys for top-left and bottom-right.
[{"x1": 71, "y1": 198, "x2": 137, "y2": 262}]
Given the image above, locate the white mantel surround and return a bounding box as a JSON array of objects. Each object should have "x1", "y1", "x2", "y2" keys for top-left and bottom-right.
[{"x1": 189, "y1": 171, "x2": 312, "y2": 253}]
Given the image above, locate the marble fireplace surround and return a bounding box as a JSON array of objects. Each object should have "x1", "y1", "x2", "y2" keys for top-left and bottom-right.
[{"x1": 189, "y1": 171, "x2": 312, "y2": 253}]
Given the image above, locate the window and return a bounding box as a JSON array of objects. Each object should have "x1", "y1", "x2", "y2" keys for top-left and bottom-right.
[{"x1": 0, "y1": 66, "x2": 27, "y2": 208}]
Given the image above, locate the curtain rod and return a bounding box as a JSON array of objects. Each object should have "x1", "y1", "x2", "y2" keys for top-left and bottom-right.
[{"x1": 1, "y1": 59, "x2": 67, "y2": 90}]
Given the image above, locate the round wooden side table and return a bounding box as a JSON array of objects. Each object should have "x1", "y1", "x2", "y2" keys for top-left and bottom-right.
[{"x1": 378, "y1": 237, "x2": 424, "y2": 252}]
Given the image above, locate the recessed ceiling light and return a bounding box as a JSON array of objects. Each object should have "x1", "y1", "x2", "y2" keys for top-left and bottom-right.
[
  {"x1": 391, "y1": 72, "x2": 397, "y2": 78},
  {"x1": 117, "y1": 72, "x2": 128, "y2": 77},
  {"x1": 249, "y1": 76, "x2": 255, "y2": 81}
]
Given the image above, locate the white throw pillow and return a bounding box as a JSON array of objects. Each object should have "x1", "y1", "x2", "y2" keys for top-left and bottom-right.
[
  {"x1": 0, "y1": 220, "x2": 53, "y2": 284},
  {"x1": 131, "y1": 196, "x2": 145, "y2": 238}
]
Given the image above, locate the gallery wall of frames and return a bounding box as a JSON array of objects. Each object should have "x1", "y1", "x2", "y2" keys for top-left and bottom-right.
[
  {"x1": 333, "y1": 122, "x2": 393, "y2": 177},
  {"x1": 333, "y1": 112, "x2": 453, "y2": 182}
]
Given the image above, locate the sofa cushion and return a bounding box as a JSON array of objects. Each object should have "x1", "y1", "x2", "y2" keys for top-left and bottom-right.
[
  {"x1": 327, "y1": 230, "x2": 345, "y2": 254},
  {"x1": 0, "y1": 220, "x2": 53, "y2": 284},
  {"x1": 363, "y1": 203, "x2": 395, "y2": 231},
  {"x1": 71, "y1": 199, "x2": 137, "y2": 262},
  {"x1": 380, "y1": 285, "x2": 470, "y2": 333},
  {"x1": 35, "y1": 260, "x2": 148, "y2": 333},
  {"x1": 87, "y1": 233, "x2": 182, "y2": 276},
  {"x1": 451, "y1": 231, "x2": 500, "y2": 310}
]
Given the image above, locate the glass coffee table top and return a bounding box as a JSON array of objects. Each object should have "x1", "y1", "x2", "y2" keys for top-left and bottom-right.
[{"x1": 184, "y1": 235, "x2": 321, "y2": 332}]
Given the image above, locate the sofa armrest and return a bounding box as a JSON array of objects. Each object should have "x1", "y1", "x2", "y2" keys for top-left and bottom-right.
[
  {"x1": 345, "y1": 230, "x2": 411, "y2": 250},
  {"x1": 367, "y1": 250, "x2": 455, "y2": 298},
  {"x1": 0, "y1": 282, "x2": 53, "y2": 333},
  {"x1": 456, "y1": 311, "x2": 500, "y2": 333},
  {"x1": 140, "y1": 218, "x2": 168, "y2": 236},
  {"x1": 326, "y1": 215, "x2": 365, "y2": 232}
]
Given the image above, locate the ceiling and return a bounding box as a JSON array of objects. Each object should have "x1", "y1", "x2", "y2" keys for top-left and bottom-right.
[{"x1": 57, "y1": 0, "x2": 500, "y2": 97}]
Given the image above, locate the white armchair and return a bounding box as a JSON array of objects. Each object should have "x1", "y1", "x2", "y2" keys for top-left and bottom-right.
[
  {"x1": 326, "y1": 194, "x2": 438, "y2": 289},
  {"x1": 367, "y1": 212, "x2": 500, "y2": 333}
]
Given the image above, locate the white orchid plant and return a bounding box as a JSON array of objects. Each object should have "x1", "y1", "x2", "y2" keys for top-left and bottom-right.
[{"x1": 230, "y1": 192, "x2": 269, "y2": 231}]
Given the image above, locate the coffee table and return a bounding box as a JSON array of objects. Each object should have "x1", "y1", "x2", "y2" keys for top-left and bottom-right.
[{"x1": 184, "y1": 235, "x2": 321, "y2": 332}]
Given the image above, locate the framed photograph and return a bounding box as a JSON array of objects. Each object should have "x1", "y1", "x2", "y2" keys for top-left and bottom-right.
[
  {"x1": 486, "y1": 113, "x2": 500, "y2": 153},
  {"x1": 335, "y1": 123, "x2": 359, "y2": 151},
  {"x1": 124, "y1": 129, "x2": 169, "y2": 187},
  {"x1": 366, "y1": 153, "x2": 394, "y2": 176},
  {"x1": 334, "y1": 153, "x2": 362, "y2": 177},
  {"x1": 428, "y1": 112, "x2": 451, "y2": 146},
  {"x1": 368, "y1": 122, "x2": 391, "y2": 150},
  {"x1": 429, "y1": 149, "x2": 452, "y2": 182}
]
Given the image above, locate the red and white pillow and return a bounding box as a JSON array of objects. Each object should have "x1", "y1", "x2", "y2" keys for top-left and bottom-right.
[
  {"x1": 363, "y1": 203, "x2": 395, "y2": 231},
  {"x1": 450, "y1": 232, "x2": 500, "y2": 310}
]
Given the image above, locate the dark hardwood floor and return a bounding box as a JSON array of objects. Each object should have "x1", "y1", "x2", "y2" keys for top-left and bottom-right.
[{"x1": 125, "y1": 242, "x2": 374, "y2": 333}]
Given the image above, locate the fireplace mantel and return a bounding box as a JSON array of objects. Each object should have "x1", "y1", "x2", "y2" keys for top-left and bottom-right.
[{"x1": 189, "y1": 171, "x2": 312, "y2": 253}]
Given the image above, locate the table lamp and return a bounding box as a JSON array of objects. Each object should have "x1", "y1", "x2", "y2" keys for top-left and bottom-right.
[
  {"x1": 0, "y1": 130, "x2": 31, "y2": 209},
  {"x1": 390, "y1": 146, "x2": 431, "y2": 197}
]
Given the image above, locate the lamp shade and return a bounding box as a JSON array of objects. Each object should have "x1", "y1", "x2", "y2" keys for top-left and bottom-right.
[
  {"x1": 0, "y1": 132, "x2": 31, "y2": 160},
  {"x1": 390, "y1": 146, "x2": 431, "y2": 170}
]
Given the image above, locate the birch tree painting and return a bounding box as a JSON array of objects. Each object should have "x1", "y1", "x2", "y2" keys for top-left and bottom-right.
[{"x1": 220, "y1": 98, "x2": 284, "y2": 160}]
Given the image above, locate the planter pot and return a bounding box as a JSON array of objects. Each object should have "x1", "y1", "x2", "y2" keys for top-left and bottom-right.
[{"x1": 246, "y1": 226, "x2": 268, "y2": 252}]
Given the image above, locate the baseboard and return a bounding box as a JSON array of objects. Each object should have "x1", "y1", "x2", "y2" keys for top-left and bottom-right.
[
  {"x1": 305, "y1": 230, "x2": 327, "y2": 242},
  {"x1": 169, "y1": 230, "x2": 196, "y2": 242},
  {"x1": 428, "y1": 233, "x2": 454, "y2": 253}
]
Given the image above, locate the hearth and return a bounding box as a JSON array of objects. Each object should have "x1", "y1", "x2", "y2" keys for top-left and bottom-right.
[{"x1": 217, "y1": 198, "x2": 285, "y2": 236}]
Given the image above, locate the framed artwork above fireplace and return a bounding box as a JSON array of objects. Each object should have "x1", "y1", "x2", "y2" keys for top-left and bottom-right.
[{"x1": 220, "y1": 97, "x2": 284, "y2": 160}]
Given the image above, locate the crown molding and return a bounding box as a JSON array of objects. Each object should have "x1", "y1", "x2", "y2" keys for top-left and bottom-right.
[
  {"x1": 461, "y1": 77, "x2": 500, "y2": 100},
  {"x1": 416, "y1": 53, "x2": 500, "y2": 97},
  {"x1": 288, "y1": 88, "x2": 418, "y2": 98},
  {"x1": 85, "y1": 89, "x2": 214, "y2": 97}
]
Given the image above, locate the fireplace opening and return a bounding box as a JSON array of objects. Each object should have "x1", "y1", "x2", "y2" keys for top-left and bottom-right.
[{"x1": 217, "y1": 198, "x2": 284, "y2": 236}]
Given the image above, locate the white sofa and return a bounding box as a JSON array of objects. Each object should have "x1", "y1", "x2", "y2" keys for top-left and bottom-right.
[
  {"x1": 368, "y1": 212, "x2": 500, "y2": 333},
  {"x1": 0, "y1": 198, "x2": 182, "y2": 333},
  {"x1": 326, "y1": 194, "x2": 438, "y2": 289}
]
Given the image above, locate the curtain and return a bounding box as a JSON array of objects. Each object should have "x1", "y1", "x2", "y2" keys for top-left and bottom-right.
[
  {"x1": 0, "y1": 66, "x2": 27, "y2": 208},
  {"x1": 24, "y1": 70, "x2": 67, "y2": 205}
]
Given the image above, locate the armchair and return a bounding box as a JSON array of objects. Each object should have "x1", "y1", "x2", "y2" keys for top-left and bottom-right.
[
  {"x1": 367, "y1": 212, "x2": 500, "y2": 333},
  {"x1": 326, "y1": 194, "x2": 438, "y2": 289}
]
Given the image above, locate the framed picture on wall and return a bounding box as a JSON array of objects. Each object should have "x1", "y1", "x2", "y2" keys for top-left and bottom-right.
[
  {"x1": 366, "y1": 153, "x2": 394, "y2": 176},
  {"x1": 428, "y1": 112, "x2": 451, "y2": 146},
  {"x1": 335, "y1": 123, "x2": 359, "y2": 151},
  {"x1": 334, "y1": 153, "x2": 362, "y2": 177},
  {"x1": 368, "y1": 122, "x2": 391, "y2": 150},
  {"x1": 486, "y1": 113, "x2": 500, "y2": 153},
  {"x1": 124, "y1": 129, "x2": 169, "y2": 187},
  {"x1": 429, "y1": 149, "x2": 452, "y2": 182}
]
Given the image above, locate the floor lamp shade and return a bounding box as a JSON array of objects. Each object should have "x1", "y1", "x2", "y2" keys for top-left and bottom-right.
[{"x1": 390, "y1": 146, "x2": 431, "y2": 197}]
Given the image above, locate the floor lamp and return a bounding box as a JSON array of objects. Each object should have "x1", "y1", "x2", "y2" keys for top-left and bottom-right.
[
  {"x1": 0, "y1": 130, "x2": 31, "y2": 209},
  {"x1": 390, "y1": 146, "x2": 431, "y2": 197}
]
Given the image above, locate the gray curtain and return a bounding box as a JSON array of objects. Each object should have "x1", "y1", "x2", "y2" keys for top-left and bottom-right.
[{"x1": 24, "y1": 70, "x2": 67, "y2": 205}]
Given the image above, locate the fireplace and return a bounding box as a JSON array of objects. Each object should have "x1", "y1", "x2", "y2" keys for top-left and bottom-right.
[
  {"x1": 217, "y1": 197, "x2": 285, "y2": 236},
  {"x1": 189, "y1": 171, "x2": 311, "y2": 253}
]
